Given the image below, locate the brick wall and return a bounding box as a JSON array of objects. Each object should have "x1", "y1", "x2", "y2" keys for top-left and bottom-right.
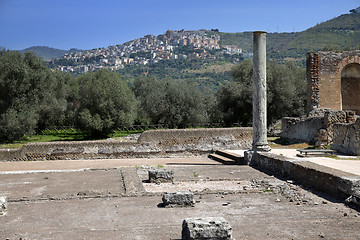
[{"x1": 307, "y1": 51, "x2": 360, "y2": 114}]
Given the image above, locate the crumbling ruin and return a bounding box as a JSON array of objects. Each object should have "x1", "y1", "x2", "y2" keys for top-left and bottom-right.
[
  {"x1": 307, "y1": 50, "x2": 360, "y2": 114},
  {"x1": 282, "y1": 51, "x2": 360, "y2": 154},
  {"x1": 281, "y1": 109, "x2": 357, "y2": 148}
]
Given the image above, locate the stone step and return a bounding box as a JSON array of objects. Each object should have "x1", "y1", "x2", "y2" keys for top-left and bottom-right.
[
  {"x1": 210, "y1": 150, "x2": 246, "y2": 165},
  {"x1": 216, "y1": 150, "x2": 243, "y2": 162},
  {"x1": 208, "y1": 153, "x2": 236, "y2": 165}
]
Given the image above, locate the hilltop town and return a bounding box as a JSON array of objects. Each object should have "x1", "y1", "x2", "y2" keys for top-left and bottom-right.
[{"x1": 51, "y1": 30, "x2": 243, "y2": 74}]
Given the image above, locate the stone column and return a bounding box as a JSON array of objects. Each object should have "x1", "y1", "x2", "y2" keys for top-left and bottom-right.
[{"x1": 252, "y1": 31, "x2": 270, "y2": 151}]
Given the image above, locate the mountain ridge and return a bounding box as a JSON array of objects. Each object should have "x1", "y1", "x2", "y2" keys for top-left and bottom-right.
[
  {"x1": 17, "y1": 46, "x2": 82, "y2": 61},
  {"x1": 18, "y1": 11, "x2": 360, "y2": 61}
]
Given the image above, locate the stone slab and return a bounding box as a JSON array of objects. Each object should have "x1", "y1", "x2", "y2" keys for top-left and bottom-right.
[{"x1": 121, "y1": 167, "x2": 145, "y2": 196}]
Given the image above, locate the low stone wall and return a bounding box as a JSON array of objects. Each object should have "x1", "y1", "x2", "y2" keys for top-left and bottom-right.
[
  {"x1": 138, "y1": 127, "x2": 252, "y2": 153},
  {"x1": 247, "y1": 151, "x2": 360, "y2": 201},
  {"x1": 0, "y1": 127, "x2": 252, "y2": 161},
  {"x1": 281, "y1": 116, "x2": 324, "y2": 143},
  {"x1": 331, "y1": 120, "x2": 360, "y2": 155},
  {"x1": 0, "y1": 140, "x2": 156, "y2": 161},
  {"x1": 281, "y1": 109, "x2": 357, "y2": 147}
]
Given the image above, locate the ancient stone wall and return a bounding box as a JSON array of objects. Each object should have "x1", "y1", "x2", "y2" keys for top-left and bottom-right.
[
  {"x1": 250, "y1": 152, "x2": 360, "y2": 199},
  {"x1": 138, "y1": 127, "x2": 252, "y2": 152},
  {"x1": 281, "y1": 116, "x2": 324, "y2": 143},
  {"x1": 0, "y1": 127, "x2": 252, "y2": 161},
  {"x1": 307, "y1": 51, "x2": 360, "y2": 114},
  {"x1": 281, "y1": 109, "x2": 356, "y2": 147},
  {"x1": 332, "y1": 119, "x2": 360, "y2": 155}
]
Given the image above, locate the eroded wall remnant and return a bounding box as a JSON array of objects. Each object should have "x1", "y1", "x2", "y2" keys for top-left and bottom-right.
[
  {"x1": 0, "y1": 127, "x2": 252, "y2": 161},
  {"x1": 281, "y1": 109, "x2": 357, "y2": 148}
]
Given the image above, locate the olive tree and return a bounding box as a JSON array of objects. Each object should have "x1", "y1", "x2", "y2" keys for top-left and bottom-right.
[
  {"x1": 76, "y1": 69, "x2": 137, "y2": 136},
  {"x1": 133, "y1": 76, "x2": 209, "y2": 128},
  {"x1": 216, "y1": 59, "x2": 306, "y2": 126},
  {"x1": 0, "y1": 50, "x2": 69, "y2": 140}
]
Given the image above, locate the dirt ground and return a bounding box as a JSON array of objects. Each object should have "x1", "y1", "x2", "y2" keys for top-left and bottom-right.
[{"x1": 1, "y1": 163, "x2": 360, "y2": 240}]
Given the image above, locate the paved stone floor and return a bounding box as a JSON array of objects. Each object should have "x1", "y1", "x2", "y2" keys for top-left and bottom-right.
[{"x1": 1, "y1": 162, "x2": 360, "y2": 240}]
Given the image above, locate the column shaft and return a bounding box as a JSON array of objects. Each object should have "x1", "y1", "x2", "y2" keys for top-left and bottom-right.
[{"x1": 252, "y1": 31, "x2": 270, "y2": 151}]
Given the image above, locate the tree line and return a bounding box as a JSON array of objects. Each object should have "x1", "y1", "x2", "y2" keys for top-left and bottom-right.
[{"x1": 0, "y1": 50, "x2": 306, "y2": 141}]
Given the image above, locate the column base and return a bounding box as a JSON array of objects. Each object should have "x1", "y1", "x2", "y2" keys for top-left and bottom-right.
[{"x1": 252, "y1": 143, "x2": 271, "y2": 152}]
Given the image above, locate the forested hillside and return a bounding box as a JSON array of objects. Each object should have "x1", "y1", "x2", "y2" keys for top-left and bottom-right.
[
  {"x1": 208, "y1": 12, "x2": 360, "y2": 59},
  {"x1": 118, "y1": 58, "x2": 236, "y2": 91}
]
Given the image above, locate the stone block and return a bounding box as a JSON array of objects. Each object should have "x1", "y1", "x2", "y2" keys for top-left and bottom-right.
[
  {"x1": 148, "y1": 169, "x2": 174, "y2": 183},
  {"x1": 0, "y1": 196, "x2": 7, "y2": 215},
  {"x1": 346, "y1": 110, "x2": 357, "y2": 123},
  {"x1": 182, "y1": 217, "x2": 233, "y2": 240},
  {"x1": 162, "y1": 191, "x2": 195, "y2": 207},
  {"x1": 337, "y1": 176, "x2": 360, "y2": 196},
  {"x1": 244, "y1": 150, "x2": 256, "y2": 166}
]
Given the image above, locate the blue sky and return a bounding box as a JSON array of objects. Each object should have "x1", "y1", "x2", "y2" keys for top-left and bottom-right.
[{"x1": 0, "y1": 0, "x2": 359, "y2": 50}]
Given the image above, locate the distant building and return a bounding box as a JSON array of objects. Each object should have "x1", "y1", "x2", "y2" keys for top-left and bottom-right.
[
  {"x1": 80, "y1": 65, "x2": 89, "y2": 72},
  {"x1": 222, "y1": 45, "x2": 242, "y2": 54}
]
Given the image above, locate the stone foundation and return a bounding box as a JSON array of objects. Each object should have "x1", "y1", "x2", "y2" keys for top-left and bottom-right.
[{"x1": 247, "y1": 151, "x2": 360, "y2": 207}]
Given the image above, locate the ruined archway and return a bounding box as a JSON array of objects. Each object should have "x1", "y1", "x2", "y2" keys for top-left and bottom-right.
[
  {"x1": 341, "y1": 63, "x2": 360, "y2": 114},
  {"x1": 307, "y1": 51, "x2": 360, "y2": 113}
]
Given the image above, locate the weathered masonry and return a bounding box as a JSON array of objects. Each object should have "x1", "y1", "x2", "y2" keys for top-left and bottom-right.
[
  {"x1": 307, "y1": 51, "x2": 360, "y2": 114},
  {"x1": 0, "y1": 127, "x2": 252, "y2": 161}
]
